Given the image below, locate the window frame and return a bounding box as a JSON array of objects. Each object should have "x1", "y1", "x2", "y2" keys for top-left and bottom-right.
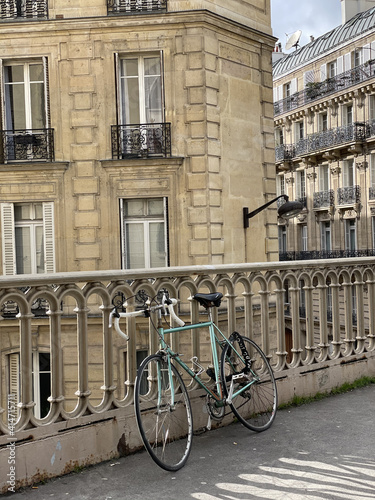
[
  {"x1": 320, "y1": 221, "x2": 331, "y2": 252},
  {"x1": 120, "y1": 197, "x2": 169, "y2": 270},
  {"x1": 319, "y1": 164, "x2": 330, "y2": 192},
  {"x1": 345, "y1": 219, "x2": 357, "y2": 251}
]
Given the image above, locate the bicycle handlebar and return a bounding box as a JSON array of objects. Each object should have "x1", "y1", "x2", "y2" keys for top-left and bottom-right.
[{"x1": 109, "y1": 296, "x2": 185, "y2": 341}]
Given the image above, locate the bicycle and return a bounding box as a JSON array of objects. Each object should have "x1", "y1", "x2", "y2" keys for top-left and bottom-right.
[{"x1": 109, "y1": 291, "x2": 278, "y2": 471}]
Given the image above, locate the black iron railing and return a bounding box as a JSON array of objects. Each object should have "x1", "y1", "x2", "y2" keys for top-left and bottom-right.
[
  {"x1": 0, "y1": 129, "x2": 54, "y2": 162},
  {"x1": 0, "y1": 0, "x2": 47, "y2": 20},
  {"x1": 111, "y1": 123, "x2": 171, "y2": 159},
  {"x1": 280, "y1": 249, "x2": 375, "y2": 261},
  {"x1": 275, "y1": 121, "x2": 373, "y2": 163},
  {"x1": 337, "y1": 185, "x2": 361, "y2": 205},
  {"x1": 313, "y1": 190, "x2": 335, "y2": 209},
  {"x1": 107, "y1": 0, "x2": 167, "y2": 15},
  {"x1": 274, "y1": 59, "x2": 375, "y2": 116}
]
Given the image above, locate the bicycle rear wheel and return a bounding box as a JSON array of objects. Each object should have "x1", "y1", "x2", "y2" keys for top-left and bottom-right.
[
  {"x1": 221, "y1": 335, "x2": 277, "y2": 432},
  {"x1": 134, "y1": 353, "x2": 193, "y2": 471}
]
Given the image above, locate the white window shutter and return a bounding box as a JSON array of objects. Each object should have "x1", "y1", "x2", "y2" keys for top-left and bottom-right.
[
  {"x1": 43, "y1": 202, "x2": 55, "y2": 273},
  {"x1": 344, "y1": 53, "x2": 351, "y2": 71},
  {"x1": 337, "y1": 56, "x2": 344, "y2": 74},
  {"x1": 320, "y1": 64, "x2": 327, "y2": 81},
  {"x1": 8, "y1": 353, "x2": 20, "y2": 410},
  {"x1": 290, "y1": 78, "x2": 297, "y2": 94},
  {"x1": 1, "y1": 202, "x2": 16, "y2": 275}
]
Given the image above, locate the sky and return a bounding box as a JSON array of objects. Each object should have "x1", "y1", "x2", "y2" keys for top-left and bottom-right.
[{"x1": 271, "y1": 0, "x2": 343, "y2": 51}]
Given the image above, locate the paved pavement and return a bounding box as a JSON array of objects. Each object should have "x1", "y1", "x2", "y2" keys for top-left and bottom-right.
[{"x1": 7, "y1": 385, "x2": 375, "y2": 500}]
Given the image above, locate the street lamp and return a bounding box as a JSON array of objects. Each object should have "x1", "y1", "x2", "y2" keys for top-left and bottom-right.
[{"x1": 243, "y1": 194, "x2": 303, "y2": 229}]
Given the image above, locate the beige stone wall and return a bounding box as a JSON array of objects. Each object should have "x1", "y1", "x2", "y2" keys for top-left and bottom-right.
[{"x1": 0, "y1": 6, "x2": 276, "y2": 271}]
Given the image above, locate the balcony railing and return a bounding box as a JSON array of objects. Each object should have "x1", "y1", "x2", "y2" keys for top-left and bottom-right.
[
  {"x1": 0, "y1": 0, "x2": 47, "y2": 20},
  {"x1": 313, "y1": 189, "x2": 335, "y2": 209},
  {"x1": 0, "y1": 261, "x2": 374, "y2": 490},
  {"x1": 107, "y1": 0, "x2": 167, "y2": 15},
  {"x1": 274, "y1": 59, "x2": 375, "y2": 117},
  {"x1": 111, "y1": 123, "x2": 171, "y2": 159},
  {"x1": 275, "y1": 121, "x2": 372, "y2": 163},
  {"x1": 337, "y1": 185, "x2": 361, "y2": 205},
  {"x1": 280, "y1": 249, "x2": 375, "y2": 260},
  {"x1": 0, "y1": 129, "x2": 54, "y2": 163}
]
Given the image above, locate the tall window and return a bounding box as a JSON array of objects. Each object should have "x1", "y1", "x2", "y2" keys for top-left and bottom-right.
[
  {"x1": 120, "y1": 198, "x2": 168, "y2": 269},
  {"x1": 278, "y1": 225, "x2": 287, "y2": 254},
  {"x1": 319, "y1": 164, "x2": 330, "y2": 192},
  {"x1": 342, "y1": 159, "x2": 355, "y2": 187},
  {"x1": 345, "y1": 219, "x2": 356, "y2": 252},
  {"x1": 118, "y1": 54, "x2": 163, "y2": 125},
  {"x1": 320, "y1": 221, "x2": 331, "y2": 251},
  {"x1": 294, "y1": 121, "x2": 304, "y2": 142},
  {"x1": 1, "y1": 202, "x2": 55, "y2": 275},
  {"x1": 369, "y1": 95, "x2": 375, "y2": 122},
  {"x1": 3, "y1": 60, "x2": 47, "y2": 130},
  {"x1": 276, "y1": 174, "x2": 285, "y2": 196},
  {"x1": 275, "y1": 127, "x2": 283, "y2": 147},
  {"x1": 300, "y1": 224, "x2": 308, "y2": 252},
  {"x1": 328, "y1": 60, "x2": 337, "y2": 78},
  {"x1": 319, "y1": 112, "x2": 328, "y2": 132},
  {"x1": 296, "y1": 170, "x2": 306, "y2": 200},
  {"x1": 343, "y1": 104, "x2": 353, "y2": 126}
]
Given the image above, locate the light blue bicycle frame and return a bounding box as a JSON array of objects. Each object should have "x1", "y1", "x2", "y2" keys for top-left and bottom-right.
[{"x1": 156, "y1": 315, "x2": 257, "y2": 407}]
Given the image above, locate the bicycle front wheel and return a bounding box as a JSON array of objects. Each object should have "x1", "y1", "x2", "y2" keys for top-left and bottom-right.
[
  {"x1": 221, "y1": 336, "x2": 277, "y2": 432},
  {"x1": 134, "y1": 353, "x2": 193, "y2": 471}
]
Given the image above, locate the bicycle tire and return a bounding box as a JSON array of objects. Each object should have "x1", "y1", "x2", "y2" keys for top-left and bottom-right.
[
  {"x1": 134, "y1": 353, "x2": 193, "y2": 471},
  {"x1": 220, "y1": 335, "x2": 277, "y2": 432}
]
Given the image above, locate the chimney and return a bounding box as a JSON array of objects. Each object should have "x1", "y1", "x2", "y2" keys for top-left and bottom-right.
[{"x1": 341, "y1": 0, "x2": 375, "y2": 24}]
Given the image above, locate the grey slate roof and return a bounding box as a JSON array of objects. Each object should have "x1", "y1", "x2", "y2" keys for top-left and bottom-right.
[{"x1": 273, "y1": 7, "x2": 375, "y2": 77}]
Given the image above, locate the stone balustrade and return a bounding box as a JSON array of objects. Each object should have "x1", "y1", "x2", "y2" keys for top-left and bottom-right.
[{"x1": 0, "y1": 259, "x2": 374, "y2": 490}]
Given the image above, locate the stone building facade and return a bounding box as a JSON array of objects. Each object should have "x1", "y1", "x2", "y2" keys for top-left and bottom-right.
[
  {"x1": 0, "y1": 1, "x2": 276, "y2": 420},
  {"x1": 273, "y1": 3, "x2": 375, "y2": 262}
]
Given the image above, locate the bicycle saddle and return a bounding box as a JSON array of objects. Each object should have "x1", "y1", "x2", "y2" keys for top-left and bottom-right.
[{"x1": 193, "y1": 292, "x2": 223, "y2": 308}]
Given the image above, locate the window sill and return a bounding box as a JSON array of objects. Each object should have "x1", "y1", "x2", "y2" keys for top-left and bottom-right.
[{"x1": 0, "y1": 161, "x2": 69, "y2": 172}]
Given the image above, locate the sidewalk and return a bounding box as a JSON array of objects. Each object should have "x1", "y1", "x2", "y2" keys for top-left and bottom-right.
[{"x1": 7, "y1": 385, "x2": 375, "y2": 500}]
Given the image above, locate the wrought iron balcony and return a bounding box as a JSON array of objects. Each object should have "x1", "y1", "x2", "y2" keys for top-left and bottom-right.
[
  {"x1": 111, "y1": 123, "x2": 171, "y2": 159},
  {"x1": 0, "y1": 129, "x2": 54, "y2": 163},
  {"x1": 0, "y1": 0, "x2": 47, "y2": 20},
  {"x1": 337, "y1": 185, "x2": 361, "y2": 206},
  {"x1": 274, "y1": 59, "x2": 375, "y2": 117},
  {"x1": 313, "y1": 190, "x2": 334, "y2": 209},
  {"x1": 107, "y1": 0, "x2": 167, "y2": 15},
  {"x1": 280, "y1": 249, "x2": 375, "y2": 260},
  {"x1": 275, "y1": 121, "x2": 372, "y2": 164}
]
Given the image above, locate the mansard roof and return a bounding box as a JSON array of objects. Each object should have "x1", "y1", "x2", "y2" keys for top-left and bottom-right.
[{"x1": 273, "y1": 7, "x2": 375, "y2": 78}]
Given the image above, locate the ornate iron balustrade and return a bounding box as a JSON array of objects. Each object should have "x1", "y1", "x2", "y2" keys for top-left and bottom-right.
[
  {"x1": 0, "y1": 129, "x2": 54, "y2": 163},
  {"x1": 274, "y1": 59, "x2": 375, "y2": 117},
  {"x1": 107, "y1": 0, "x2": 167, "y2": 15},
  {"x1": 280, "y1": 249, "x2": 375, "y2": 260},
  {"x1": 275, "y1": 144, "x2": 294, "y2": 162},
  {"x1": 0, "y1": 261, "x2": 374, "y2": 489},
  {"x1": 337, "y1": 185, "x2": 361, "y2": 206},
  {"x1": 313, "y1": 189, "x2": 335, "y2": 209},
  {"x1": 276, "y1": 122, "x2": 369, "y2": 163},
  {"x1": 111, "y1": 123, "x2": 171, "y2": 159},
  {"x1": 0, "y1": 0, "x2": 47, "y2": 20}
]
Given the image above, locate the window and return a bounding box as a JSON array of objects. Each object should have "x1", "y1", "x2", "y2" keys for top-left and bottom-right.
[
  {"x1": 278, "y1": 225, "x2": 287, "y2": 254},
  {"x1": 345, "y1": 219, "x2": 356, "y2": 251},
  {"x1": 283, "y1": 82, "x2": 291, "y2": 99},
  {"x1": 319, "y1": 112, "x2": 328, "y2": 132},
  {"x1": 319, "y1": 164, "x2": 330, "y2": 191},
  {"x1": 276, "y1": 174, "x2": 285, "y2": 196},
  {"x1": 118, "y1": 54, "x2": 163, "y2": 125},
  {"x1": 369, "y1": 95, "x2": 375, "y2": 122},
  {"x1": 294, "y1": 121, "x2": 304, "y2": 142},
  {"x1": 8, "y1": 351, "x2": 50, "y2": 419},
  {"x1": 354, "y1": 48, "x2": 363, "y2": 68},
  {"x1": 296, "y1": 170, "x2": 306, "y2": 200},
  {"x1": 320, "y1": 221, "x2": 331, "y2": 251},
  {"x1": 343, "y1": 104, "x2": 353, "y2": 126},
  {"x1": 1, "y1": 202, "x2": 55, "y2": 275},
  {"x1": 3, "y1": 60, "x2": 48, "y2": 130},
  {"x1": 275, "y1": 127, "x2": 283, "y2": 147},
  {"x1": 120, "y1": 198, "x2": 168, "y2": 269},
  {"x1": 0, "y1": 0, "x2": 47, "y2": 20},
  {"x1": 300, "y1": 224, "x2": 308, "y2": 251},
  {"x1": 372, "y1": 217, "x2": 375, "y2": 249},
  {"x1": 328, "y1": 60, "x2": 337, "y2": 78},
  {"x1": 1, "y1": 58, "x2": 51, "y2": 162},
  {"x1": 342, "y1": 159, "x2": 355, "y2": 187}
]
